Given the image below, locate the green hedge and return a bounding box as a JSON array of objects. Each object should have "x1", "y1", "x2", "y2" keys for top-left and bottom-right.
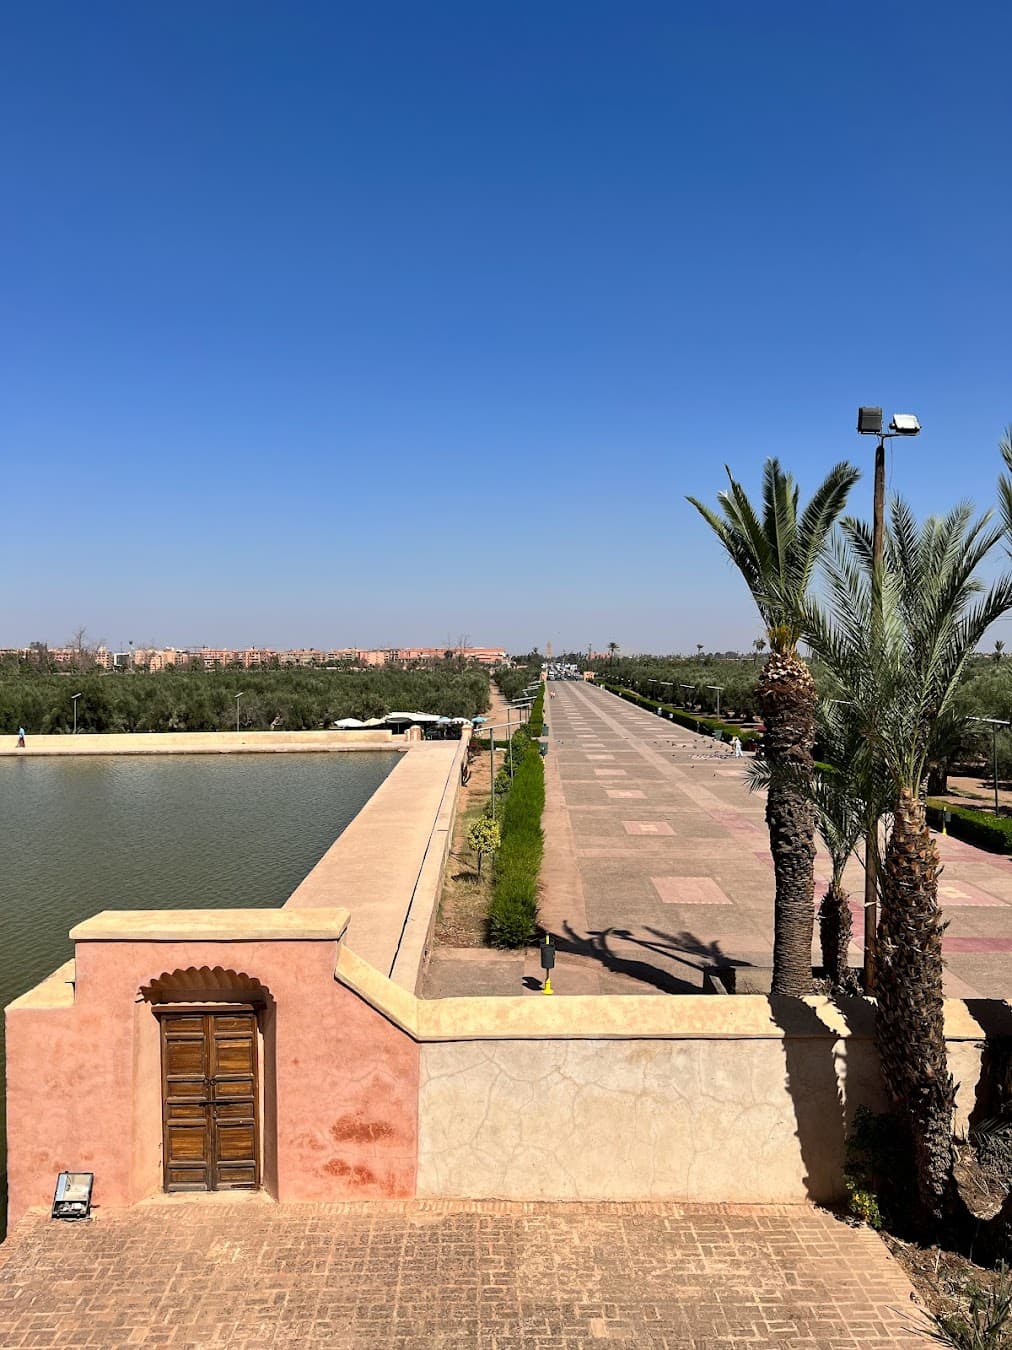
[
  {"x1": 926, "y1": 798, "x2": 1012, "y2": 854},
  {"x1": 526, "y1": 683, "x2": 545, "y2": 737},
  {"x1": 489, "y1": 742, "x2": 544, "y2": 947},
  {"x1": 599, "y1": 683, "x2": 762, "y2": 750}
]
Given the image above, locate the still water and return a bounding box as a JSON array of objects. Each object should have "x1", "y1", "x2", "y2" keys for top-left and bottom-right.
[{"x1": 0, "y1": 750, "x2": 398, "y2": 1227}]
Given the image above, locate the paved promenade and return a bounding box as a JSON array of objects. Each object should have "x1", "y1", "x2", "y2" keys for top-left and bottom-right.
[
  {"x1": 0, "y1": 1199, "x2": 932, "y2": 1348},
  {"x1": 429, "y1": 680, "x2": 1012, "y2": 997},
  {"x1": 540, "y1": 681, "x2": 1012, "y2": 997}
]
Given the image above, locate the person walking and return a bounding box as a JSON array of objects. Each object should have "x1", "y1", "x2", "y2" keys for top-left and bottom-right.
[
  {"x1": 731, "y1": 735, "x2": 743, "y2": 759},
  {"x1": 17, "y1": 726, "x2": 26, "y2": 748}
]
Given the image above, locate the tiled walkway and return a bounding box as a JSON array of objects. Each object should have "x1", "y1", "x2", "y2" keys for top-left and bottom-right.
[
  {"x1": 428, "y1": 680, "x2": 1012, "y2": 997},
  {"x1": 0, "y1": 1199, "x2": 933, "y2": 1348}
]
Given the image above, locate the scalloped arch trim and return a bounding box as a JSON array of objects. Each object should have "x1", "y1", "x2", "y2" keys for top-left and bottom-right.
[{"x1": 140, "y1": 965, "x2": 273, "y2": 1005}]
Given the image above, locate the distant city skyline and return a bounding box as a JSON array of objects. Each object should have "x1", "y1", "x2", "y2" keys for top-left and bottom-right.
[
  {"x1": 4, "y1": 5, "x2": 1010, "y2": 650},
  {"x1": 2, "y1": 634, "x2": 767, "y2": 658}
]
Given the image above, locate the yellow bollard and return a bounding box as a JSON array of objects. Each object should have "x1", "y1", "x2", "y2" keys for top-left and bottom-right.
[{"x1": 543, "y1": 974, "x2": 553, "y2": 996}]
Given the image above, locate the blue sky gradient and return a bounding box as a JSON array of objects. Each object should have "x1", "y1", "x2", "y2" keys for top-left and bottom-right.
[{"x1": 4, "y1": 2, "x2": 1011, "y2": 653}]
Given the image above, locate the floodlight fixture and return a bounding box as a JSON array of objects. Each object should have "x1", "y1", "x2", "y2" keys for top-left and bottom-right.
[
  {"x1": 857, "y1": 406, "x2": 921, "y2": 441},
  {"x1": 889, "y1": 413, "x2": 921, "y2": 436},
  {"x1": 52, "y1": 1171, "x2": 93, "y2": 1221},
  {"x1": 857, "y1": 406, "x2": 883, "y2": 436}
]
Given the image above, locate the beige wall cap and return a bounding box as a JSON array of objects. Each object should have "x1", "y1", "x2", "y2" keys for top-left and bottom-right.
[
  {"x1": 5, "y1": 960, "x2": 77, "y2": 1013},
  {"x1": 337, "y1": 946, "x2": 1010, "y2": 1043},
  {"x1": 70, "y1": 908, "x2": 351, "y2": 943}
]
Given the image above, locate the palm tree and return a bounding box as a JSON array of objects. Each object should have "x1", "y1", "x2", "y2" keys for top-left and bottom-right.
[
  {"x1": 747, "y1": 700, "x2": 872, "y2": 987},
  {"x1": 995, "y1": 639, "x2": 1005, "y2": 663},
  {"x1": 808, "y1": 499, "x2": 1012, "y2": 1233},
  {"x1": 688, "y1": 458, "x2": 860, "y2": 994},
  {"x1": 753, "y1": 636, "x2": 766, "y2": 663},
  {"x1": 607, "y1": 641, "x2": 619, "y2": 661}
]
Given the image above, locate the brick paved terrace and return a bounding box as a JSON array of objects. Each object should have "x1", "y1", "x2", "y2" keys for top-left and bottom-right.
[{"x1": 0, "y1": 1199, "x2": 934, "y2": 1348}]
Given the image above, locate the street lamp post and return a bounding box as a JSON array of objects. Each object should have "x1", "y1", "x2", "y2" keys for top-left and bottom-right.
[
  {"x1": 72, "y1": 693, "x2": 82, "y2": 735},
  {"x1": 969, "y1": 717, "x2": 1011, "y2": 816},
  {"x1": 235, "y1": 691, "x2": 245, "y2": 733},
  {"x1": 707, "y1": 685, "x2": 724, "y2": 718},
  {"x1": 857, "y1": 406, "x2": 921, "y2": 993}
]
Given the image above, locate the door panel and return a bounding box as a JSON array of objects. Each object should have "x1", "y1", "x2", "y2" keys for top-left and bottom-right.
[
  {"x1": 160, "y1": 1011, "x2": 260, "y2": 1193},
  {"x1": 215, "y1": 1039, "x2": 255, "y2": 1075}
]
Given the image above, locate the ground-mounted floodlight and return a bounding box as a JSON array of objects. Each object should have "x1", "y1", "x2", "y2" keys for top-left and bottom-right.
[{"x1": 52, "y1": 1171, "x2": 93, "y2": 1220}]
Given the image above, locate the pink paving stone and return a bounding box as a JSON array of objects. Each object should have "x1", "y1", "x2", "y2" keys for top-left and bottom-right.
[
  {"x1": 607, "y1": 789, "x2": 646, "y2": 799},
  {"x1": 944, "y1": 937, "x2": 1012, "y2": 952},
  {"x1": 652, "y1": 876, "x2": 732, "y2": 905},
  {"x1": 594, "y1": 768, "x2": 627, "y2": 776},
  {"x1": 938, "y1": 882, "x2": 1007, "y2": 907},
  {"x1": 623, "y1": 820, "x2": 675, "y2": 836},
  {"x1": 586, "y1": 753, "x2": 615, "y2": 760}
]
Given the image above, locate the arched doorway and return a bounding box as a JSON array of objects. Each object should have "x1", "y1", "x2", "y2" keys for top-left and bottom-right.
[{"x1": 141, "y1": 967, "x2": 273, "y2": 1194}]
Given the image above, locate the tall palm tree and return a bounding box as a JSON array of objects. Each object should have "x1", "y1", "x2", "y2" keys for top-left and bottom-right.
[
  {"x1": 747, "y1": 699, "x2": 873, "y2": 987},
  {"x1": 688, "y1": 458, "x2": 860, "y2": 994},
  {"x1": 753, "y1": 636, "x2": 766, "y2": 663},
  {"x1": 808, "y1": 500, "x2": 1012, "y2": 1232},
  {"x1": 607, "y1": 641, "x2": 619, "y2": 661}
]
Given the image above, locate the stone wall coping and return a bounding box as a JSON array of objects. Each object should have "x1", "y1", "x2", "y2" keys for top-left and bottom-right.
[
  {"x1": 0, "y1": 730, "x2": 400, "y2": 756},
  {"x1": 5, "y1": 960, "x2": 77, "y2": 1012},
  {"x1": 335, "y1": 944, "x2": 1007, "y2": 1043},
  {"x1": 70, "y1": 908, "x2": 351, "y2": 943}
]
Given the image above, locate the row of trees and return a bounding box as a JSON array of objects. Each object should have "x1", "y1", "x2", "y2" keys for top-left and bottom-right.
[
  {"x1": 0, "y1": 666, "x2": 491, "y2": 734},
  {"x1": 589, "y1": 656, "x2": 769, "y2": 720},
  {"x1": 493, "y1": 658, "x2": 543, "y2": 703},
  {"x1": 593, "y1": 651, "x2": 1012, "y2": 790},
  {"x1": 689, "y1": 434, "x2": 1012, "y2": 1250}
]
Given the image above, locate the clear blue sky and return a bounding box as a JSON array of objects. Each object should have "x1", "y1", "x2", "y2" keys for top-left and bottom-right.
[{"x1": 4, "y1": 2, "x2": 1010, "y2": 654}]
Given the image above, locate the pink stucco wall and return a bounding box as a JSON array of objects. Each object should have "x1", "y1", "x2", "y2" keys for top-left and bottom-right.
[{"x1": 5, "y1": 937, "x2": 419, "y2": 1224}]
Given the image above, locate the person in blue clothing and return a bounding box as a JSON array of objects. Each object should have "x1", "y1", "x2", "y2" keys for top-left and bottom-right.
[{"x1": 17, "y1": 726, "x2": 26, "y2": 748}]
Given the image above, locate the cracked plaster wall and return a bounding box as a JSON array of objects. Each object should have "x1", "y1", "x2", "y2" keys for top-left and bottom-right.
[{"x1": 417, "y1": 1036, "x2": 891, "y2": 1203}]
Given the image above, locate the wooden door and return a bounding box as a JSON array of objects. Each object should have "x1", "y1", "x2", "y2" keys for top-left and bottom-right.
[{"x1": 160, "y1": 1011, "x2": 260, "y2": 1192}]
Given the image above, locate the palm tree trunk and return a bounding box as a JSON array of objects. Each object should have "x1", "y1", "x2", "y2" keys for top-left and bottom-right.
[
  {"x1": 818, "y1": 874, "x2": 852, "y2": 986},
  {"x1": 758, "y1": 650, "x2": 817, "y2": 996},
  {"x1": 876, "y1": 787, "x2": 956, "y2": 1232}
]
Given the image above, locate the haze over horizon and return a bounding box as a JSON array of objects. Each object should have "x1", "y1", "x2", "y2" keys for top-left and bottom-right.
[{"x1": 5, "y1": 3, "x2": 1010, "y2": 653}]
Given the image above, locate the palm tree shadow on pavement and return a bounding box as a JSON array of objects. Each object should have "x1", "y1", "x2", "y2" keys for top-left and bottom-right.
[
  {"x1": 556, "y1": 923, "x2": 748, "y2": 994},
  {"x1": 641, "y1": 927, "x2": 755, "y2": 978}
]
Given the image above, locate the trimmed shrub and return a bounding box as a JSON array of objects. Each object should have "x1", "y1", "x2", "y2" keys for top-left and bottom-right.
[
  {"x1": 926, "y1": 799, "x2": 1012, "y2": 854},
  {"x1": 489, "y1": 742, "x2": 544, "y2": 948},
  {"x1": 527, "y1": 684, "x2": 545, "y2": 737},
  {"x1": 599, "y1": 682, "x2": 762, "y2": 750}
]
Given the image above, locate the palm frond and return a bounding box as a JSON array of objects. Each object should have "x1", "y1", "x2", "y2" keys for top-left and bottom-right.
[{"x1": 689, "y1": 459, "x2": 859, "y2": 653}]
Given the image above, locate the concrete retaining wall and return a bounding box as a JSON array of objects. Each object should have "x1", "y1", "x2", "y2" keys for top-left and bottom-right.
[
  {"x1": 5, "y1": 918, "x2": 1004, "y2": 1223},
  {"x1": 1, "y1": 730, "x2": 397, "y2": 755}
]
